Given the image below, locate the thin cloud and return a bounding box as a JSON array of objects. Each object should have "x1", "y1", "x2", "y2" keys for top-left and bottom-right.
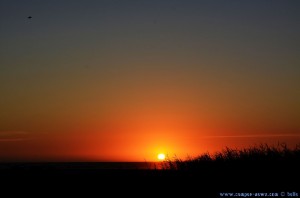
[
  {"x1": 0, "y1": 131, "x2": 32, "y2": 142},
  {"x1": 201, "y1": 134, "x2": 300, "y2": 139}
]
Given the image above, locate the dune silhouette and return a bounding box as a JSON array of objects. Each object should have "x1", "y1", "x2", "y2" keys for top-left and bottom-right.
[
  {"x1": 0, "y1": 142, "x2": 299, "y2": 196},
  {"x1": 160, "y1": 142, "x2": 300, "y2": 170}
]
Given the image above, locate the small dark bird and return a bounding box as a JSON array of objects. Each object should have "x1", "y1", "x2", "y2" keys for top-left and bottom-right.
[{"x1": 27, "y1": 16, "x2": 32, "y2": 19}]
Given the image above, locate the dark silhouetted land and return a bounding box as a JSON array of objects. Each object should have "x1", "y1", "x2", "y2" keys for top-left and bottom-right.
[{"x1": 0, "y1": 143, "x2": 299, "y2": 197}]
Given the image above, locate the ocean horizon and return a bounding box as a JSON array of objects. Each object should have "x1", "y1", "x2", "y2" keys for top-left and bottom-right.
[{"x1": 0, "y1": 162, "x2": 165, "y2": 170}]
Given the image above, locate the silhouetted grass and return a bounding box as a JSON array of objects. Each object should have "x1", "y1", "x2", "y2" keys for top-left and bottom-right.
[
  {"x1": 1, "y1": 143, "x2": 299, "y2": 195},
  {"x1": 160, "y1": 143, "x2": 300, "y2": 170}
]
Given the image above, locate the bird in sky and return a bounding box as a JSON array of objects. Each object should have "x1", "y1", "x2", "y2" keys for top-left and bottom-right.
[{"x1": 27, "y1": 16, "x2": 32, "y2": 19}]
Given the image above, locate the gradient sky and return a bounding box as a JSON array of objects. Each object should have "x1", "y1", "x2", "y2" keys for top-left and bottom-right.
[{"x1": 0, "y1": 0, "x2": 300, "y2": 162}]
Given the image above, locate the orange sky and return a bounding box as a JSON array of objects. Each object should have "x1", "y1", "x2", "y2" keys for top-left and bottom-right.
[
  {"x1": 0, "y1": 1, "x2": 300, "y2": 162},
  {"x1": 1, "y1": 113, "x2": 299, "y2": 162}
]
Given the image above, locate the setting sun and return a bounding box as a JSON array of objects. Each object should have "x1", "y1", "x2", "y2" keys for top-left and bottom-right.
[{"x1": 157, "y1": 153, "x2": 166, "y2": 160}]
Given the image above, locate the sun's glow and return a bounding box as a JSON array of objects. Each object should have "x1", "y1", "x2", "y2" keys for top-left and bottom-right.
[{"x1": 157, "y1": 153, "x2": 165, "y2": 160}]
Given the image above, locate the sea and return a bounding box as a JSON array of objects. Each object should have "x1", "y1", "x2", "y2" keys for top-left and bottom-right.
[{"x1": 0, "y1": 162, "x2": 167, "y2": 170}]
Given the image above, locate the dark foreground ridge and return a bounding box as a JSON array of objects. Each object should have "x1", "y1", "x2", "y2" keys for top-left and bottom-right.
[{"x1": 1, "y1": 144, "x2": 299, "y2": 197}]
